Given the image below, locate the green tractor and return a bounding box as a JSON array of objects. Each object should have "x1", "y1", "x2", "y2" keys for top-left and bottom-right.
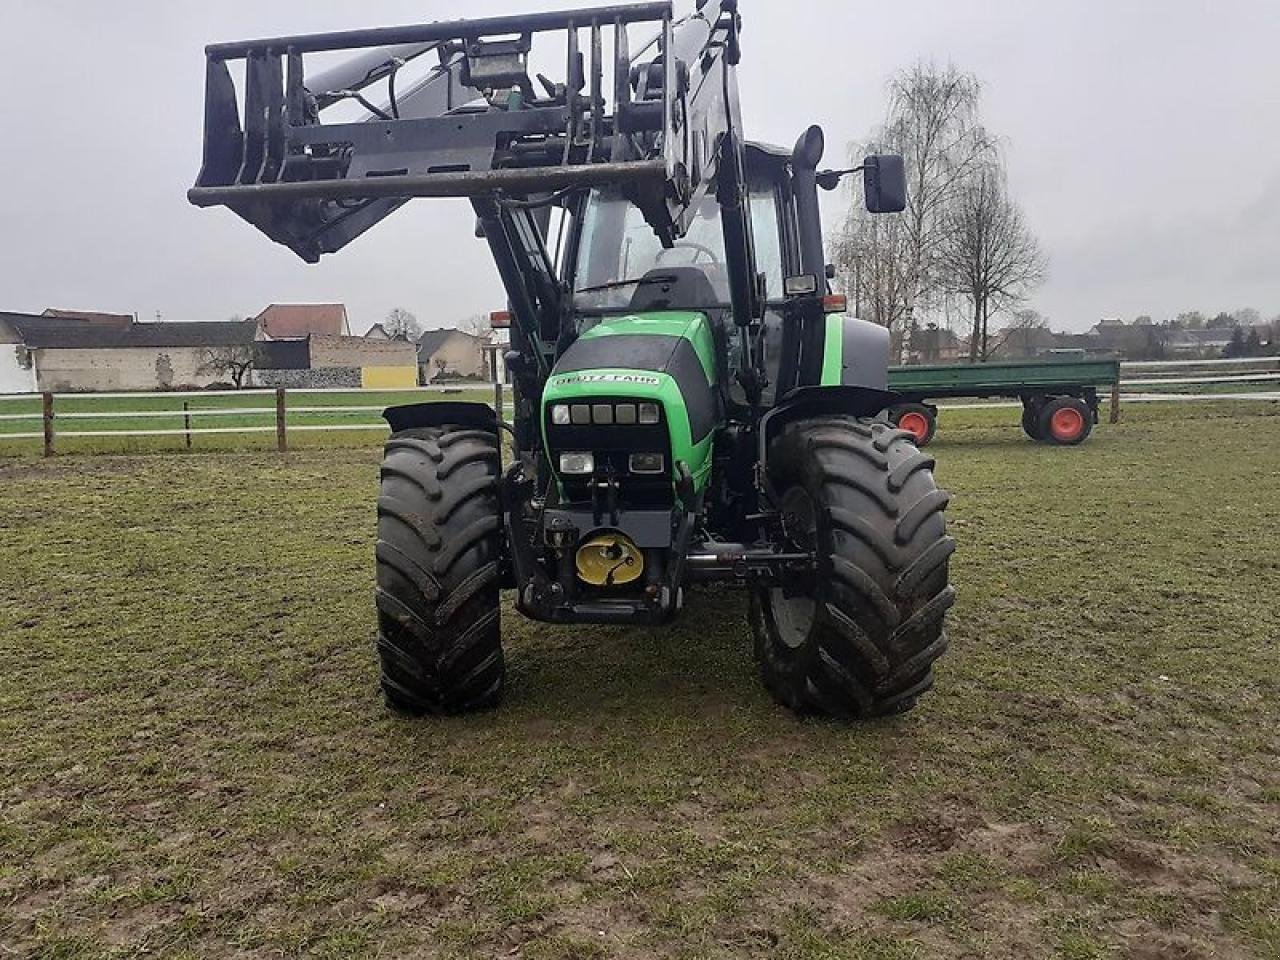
[{"x1": 190, "y1": 1, "x2": 955, "y2": 718}]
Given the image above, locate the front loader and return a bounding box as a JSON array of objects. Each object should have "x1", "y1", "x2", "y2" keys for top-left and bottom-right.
[{"x1": 190, "y1": 0, "x2": 956, "y2": 719}]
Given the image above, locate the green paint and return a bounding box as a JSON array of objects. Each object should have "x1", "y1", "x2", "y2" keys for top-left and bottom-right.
[
  {"x1": 541, "y1": 311, "x2": 720, "y2": 493},
  {"x1": 821, "y1": 314, "x2": 844, "y2": 386},
  {"x1": 579, "y1": 311, "x2": 718, "y2": 384},
  {"x1": 542, "y1": 369, "x2": 715, "y2": 491}
]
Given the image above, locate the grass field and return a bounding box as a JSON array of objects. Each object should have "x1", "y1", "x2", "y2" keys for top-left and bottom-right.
[{"x1": 1, "y1": 403, "x2": 1278, "y2": 958}]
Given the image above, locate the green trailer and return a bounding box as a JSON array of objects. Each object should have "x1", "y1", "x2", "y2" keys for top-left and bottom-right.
[{"x1": 885, "y1": 357, "x2": 1122, "y2": 446}]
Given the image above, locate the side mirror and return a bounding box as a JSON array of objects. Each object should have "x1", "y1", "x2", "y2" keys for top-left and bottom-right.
[{"x1": 863, "y1": 154, "x2": 906, "y2": 213}]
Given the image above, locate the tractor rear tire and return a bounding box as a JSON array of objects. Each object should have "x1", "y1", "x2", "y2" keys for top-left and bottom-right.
[
  {"x1": 750, "y1": 417, "x2": 956, "y2": 719},
  {"x1": 375, "y1": 426, "x2": 505, "y2": 714},
  {"x1": 1038, "y1": 397, "x2": 1092, "y2": 446}
]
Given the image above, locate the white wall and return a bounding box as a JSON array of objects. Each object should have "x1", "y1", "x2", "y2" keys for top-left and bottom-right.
[
  {"x1": 33, "y1": 347, "x2": 212, "y2": 392},
  {"x1": 0, "y1": 344, "x2": 37, "y2": 394}
]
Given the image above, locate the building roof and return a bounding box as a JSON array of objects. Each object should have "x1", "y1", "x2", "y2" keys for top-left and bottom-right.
[
  {"x1": 417, "y1": 328, "x2": 475, "y2": 361},
  {"x1": 5, "y1": 316, "x2": 257, "y2": 350},
  {"x1": 41, "y1": 308, "x2": 133, "y2": 327},
  {"x1": 364, "y1": 323, "x2": 390, "y2": 339},
  {"x1": 254, "y1": 303, "x2": 349, "y2": 339}
]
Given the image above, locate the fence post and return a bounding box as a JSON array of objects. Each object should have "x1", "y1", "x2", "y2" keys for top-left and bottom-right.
[
  {"x1": 275, "y1": 387, "x2": 288, "y2": 453},
  {"x1": 1110, "y1": 371, "x2": 1121, "y2": 424},
  {"x1": 42, "y1": 392, "x2": 54, "y2": 458},
  {"x1": 493, "y1": 381, "x2": 504, "y2": 420},
  {"x1": 183, "y1": 401, "x2": 192, "y2": 450}
]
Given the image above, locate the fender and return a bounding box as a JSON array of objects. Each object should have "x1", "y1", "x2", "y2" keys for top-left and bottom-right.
[
  {"x1": 382, "y1": 401, "x2": 498, "y2": 434},
  {"x1": 757, "y1": 383, "x2": 901, "y2": 504},
  {"x1": 821, "y1": 314, "x2": 893, "y2": 391}
]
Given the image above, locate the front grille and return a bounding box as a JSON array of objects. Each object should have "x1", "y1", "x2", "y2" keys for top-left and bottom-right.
[{"x1": 545, "y1": 396, "x2": 672, "y2": 508}]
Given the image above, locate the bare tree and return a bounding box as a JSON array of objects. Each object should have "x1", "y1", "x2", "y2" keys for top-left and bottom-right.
[
  {"x1": 937, "y1": 162, "x2": 1047, "y2": 362},
  {"x1": 384, "y1": 307, "x2": 422, "y2": 341},
  {"x1": 1233, "y1": 307, "x2": 1261, "y2": 327},
  {"x1": 835, "y1": 64, "x2": 996, "y2": 353},
  {"x1": 197, "y1": 343, "x2": 255, "y2": 388},
  {"x1": 459, "y1": 312, "x2": 492, "y2": 339}
]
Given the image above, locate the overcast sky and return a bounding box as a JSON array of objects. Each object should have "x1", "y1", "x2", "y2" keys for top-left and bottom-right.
[{"x1": 2, "y1": 1, "x2": 1277, "y2": 333}]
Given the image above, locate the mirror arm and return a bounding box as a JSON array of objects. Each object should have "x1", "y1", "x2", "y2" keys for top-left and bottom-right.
[{"x1": 815, "y1": 165, "x2": 867, "y2": 191}]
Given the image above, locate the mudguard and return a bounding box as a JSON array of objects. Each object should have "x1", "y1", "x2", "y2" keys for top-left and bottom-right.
[
  {"x1": 382, "y1": 401, "x2": 498, "y2": 434},
  {"x1": 757, "y1": 383, "x2": 901, "y2": 505},
  {"x1": 821, "y1": 314, "x2": 893, "y2": 391}
]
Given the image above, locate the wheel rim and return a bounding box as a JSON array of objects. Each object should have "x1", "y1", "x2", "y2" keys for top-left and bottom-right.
[
  {"x1": 769, "y1": 589, "x2": 816, "y2": 649},
  {"x1": 1050, "y1": 406, "x2": 1085, "y2": 441},
  {"x1": 898, "y1": 411, "x2": 930, "y2": 442},
  {"x1": 770, "y1": 487, "x2": 818, "y2": 650}
]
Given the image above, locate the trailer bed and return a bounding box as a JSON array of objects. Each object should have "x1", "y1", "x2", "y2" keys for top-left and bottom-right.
[{"x1": 885, "y1": 357, "x2": 1121, "y2": 446}]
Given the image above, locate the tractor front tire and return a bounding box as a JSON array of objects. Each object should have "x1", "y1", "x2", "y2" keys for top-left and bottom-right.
[
  {"x1": 375, "y1": 426, "x2": 505, "y2": 714},
  {"x1": 751, "y1": 417, "x2": 956, "y2": 719}
]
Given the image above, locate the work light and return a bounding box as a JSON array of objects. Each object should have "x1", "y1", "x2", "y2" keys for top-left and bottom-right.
[
  {"x1": 638, "y1": 403, "x2": 660, "y2": 424},
  {"x1": 629, "y1": 453, "x2": 665, "y2": 475},
  {"x1": 558, "y1": 452, "x2": 595, "y2": 475},
  {"x1": 551, "y1": 405, "x2": 571, "y2": 425}
]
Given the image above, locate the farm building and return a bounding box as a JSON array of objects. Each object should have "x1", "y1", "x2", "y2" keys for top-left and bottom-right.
[
  {"x1": 252, "y1": 334, "x2": 418, "y2": 388},
  {"x1": 0, "y1": 312, "x2": 257, "y2": 392},
  {"x1": 0, "y1": 307, "x2": 418, "y2": 392},
  {"x1": 253, "y1": 303, "x2": 349, "y2": 339},
  {"x1": 417, "y1": 329, "x2": 487, "y2": 382}
]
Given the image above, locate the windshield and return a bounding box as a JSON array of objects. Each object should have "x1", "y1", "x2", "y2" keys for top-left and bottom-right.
[{"x1": 572, "y1": 184, "x2": 784, "y2": 311}]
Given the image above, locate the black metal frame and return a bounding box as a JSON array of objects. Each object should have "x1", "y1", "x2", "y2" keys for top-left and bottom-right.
[{"x1": 189, "y1": 3, "x2": 686, "y2": 258}]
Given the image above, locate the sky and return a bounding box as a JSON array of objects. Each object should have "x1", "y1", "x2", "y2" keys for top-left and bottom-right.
[{"x1": 1, "y1": 0, "x2": 1277, "y2": 334}]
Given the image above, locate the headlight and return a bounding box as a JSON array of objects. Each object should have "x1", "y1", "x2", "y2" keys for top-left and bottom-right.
[
  {"x1": 629, "y1": 452, "x2": 665, "y2": 475},
  {"x1": 558, "y1": 452, "x2": 595, "y2": 475},
  {"x1": 614, "y1": 403, "x2": 637, "y2": 424},
  {"x1": 638, "y1": 402, "x2": 660, "y2": 424},
  {"x1": 550, "y1": 404, "x2": 570, "y2": 425}
]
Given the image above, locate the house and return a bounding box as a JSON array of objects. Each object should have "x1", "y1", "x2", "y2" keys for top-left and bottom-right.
[
  {"x1": 364, "y1": 323, "x2": 390, "y2": 340},
  {"x1": 250, "y1": 334, "x2": 418, "y2": 389},
  {"x1": 1167, "y1": 328, "x2": 1236, "y2": 356},
  {"x1": 991, "y1": 325, "x2": 1059, "y2": 360},
  {"x1": 1, "y1": 313, "x2": 258, "y2": 392},
  {"x1": 907, "y1": 325, "x2": 965, "y2": 364},
  {"x1": 417, "y1": 329, "x2": 486, "y2": 382},
  {"x1": 0, "y1": 313, "x2": 40, "y2": 393},
  {"x1": 41, "y1": 308, "x2": 133, "y2": 326},
  {"x1": 253, "y1": 303, "x2": 349, "y2": 340}
]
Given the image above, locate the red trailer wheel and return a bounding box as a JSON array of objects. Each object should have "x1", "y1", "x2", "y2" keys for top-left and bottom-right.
[
  {"x1": 1038, "y1": 397, "x2": 1092, "y2": 446},
  {"x1": 890, "y1": 404, "x2": 937, "y2": 446}
]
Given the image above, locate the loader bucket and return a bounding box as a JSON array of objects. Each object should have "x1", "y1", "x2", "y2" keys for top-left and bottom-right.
[{"x1": 188, "y1": 3, "x2": 684, "y2": 262}]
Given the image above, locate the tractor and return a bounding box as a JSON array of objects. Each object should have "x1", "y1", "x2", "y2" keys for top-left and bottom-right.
[{"x1": 189, "y1": 0, "x2": 955, "y2": 718}]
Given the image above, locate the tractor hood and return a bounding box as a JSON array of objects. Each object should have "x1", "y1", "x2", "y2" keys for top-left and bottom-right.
[{"x1": 542, "y1": 311, "x2": 720, "y2": 491}]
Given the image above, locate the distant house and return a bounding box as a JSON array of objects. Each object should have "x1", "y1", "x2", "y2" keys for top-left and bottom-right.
[
  {"x1": 907, "y1": 325, "x2": 965, "y2": 364},
  {"x1": 992, "y1": 326, "x2": 1059, "y2": 360},
  {"x1": 0, "y1": 313, "x2": 40, "y2": 393},
  {"x1": 41, "y1": 308, "x2": 133, "y2": 327},
  {"x1": 253, "y1": 303, "x2": 349, "y2": 340},
  {"x1": 364, "y1": 322, "x2": 390, "y2": 340},
  {"x1": 1167, "y1": 328, "x2": 1236, "y2": 356},
  {"x1": 0, "y1": 313, "x2": 257, "y2": 392},
  {"x1": 417, "y1": 329, "x2": 486, "y2": 382}
]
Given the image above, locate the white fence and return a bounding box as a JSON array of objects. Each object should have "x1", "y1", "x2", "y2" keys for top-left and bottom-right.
[
  {"x1": 0, "y1": 383, "x2": 505, "y2": 454},
  {"x1": 1, "y1": 358, "x2": 1276, "y2": 455}
]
